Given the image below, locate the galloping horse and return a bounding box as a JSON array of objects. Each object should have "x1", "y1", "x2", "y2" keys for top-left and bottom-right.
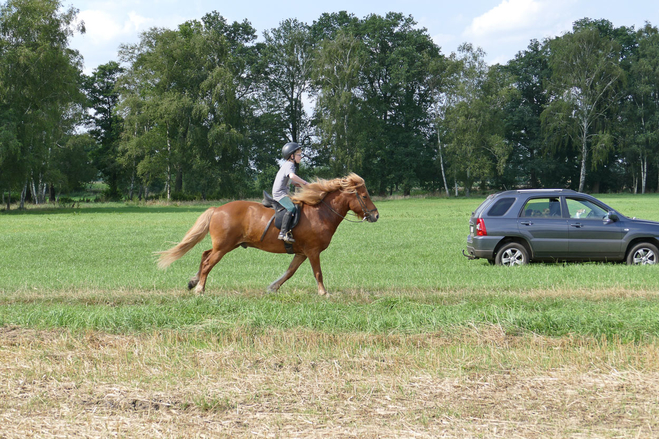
[{"x1": 157, "y1": 173, "x2": 379, "y2": 295}]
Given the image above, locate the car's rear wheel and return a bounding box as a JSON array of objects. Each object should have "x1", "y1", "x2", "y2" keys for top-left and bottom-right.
[
  {"x1": 495, "y1": 243, "x2": 529, "y2": 266},
  {"x1": 627, "y1": 242, "x2": 658, "y2": 265}
]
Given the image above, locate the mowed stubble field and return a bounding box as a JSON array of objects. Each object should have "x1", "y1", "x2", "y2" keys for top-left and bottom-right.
[{"x1": 2, "y1": 194, "x2": 659, "y2": 438}]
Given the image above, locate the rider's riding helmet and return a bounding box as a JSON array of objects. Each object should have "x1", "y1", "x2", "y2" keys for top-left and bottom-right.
[{"x1": 281, "y1": 142, "x2": 301, "y2": 160}]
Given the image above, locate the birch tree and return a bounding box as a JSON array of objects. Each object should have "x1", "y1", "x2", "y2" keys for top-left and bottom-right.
[
  {"x1": 0, "y1": 0, "x2": 85, "y2": 207},
  {"x1": 542, "y1": 20, "x2": 625, "y2": 192}
]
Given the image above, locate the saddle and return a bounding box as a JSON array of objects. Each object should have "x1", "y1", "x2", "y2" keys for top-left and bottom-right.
[
  {"x1": 261, "y1": 192, "x2": 301, "y2": 254},
  {"x1": 262, "y1": 191, "x2": 301, "y2": 230}
]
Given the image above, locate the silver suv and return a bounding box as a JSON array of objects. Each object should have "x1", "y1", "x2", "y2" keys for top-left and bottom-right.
[{"x1": 465, "y1": 189, "x2": 659, "y2": 266}]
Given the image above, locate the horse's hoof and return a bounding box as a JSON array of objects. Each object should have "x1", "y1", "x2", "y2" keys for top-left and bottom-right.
[
  {"x1": 194, "y1": 285, "x2": 204, "y2": 294},
  {"x1": 188, "y1": 278, "x2": 199, "y2": 290}
]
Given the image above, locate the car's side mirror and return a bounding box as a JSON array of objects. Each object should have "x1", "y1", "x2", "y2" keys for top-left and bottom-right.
[{"x1": 606, "y1": 211, "x2": 619, "y2": 223}]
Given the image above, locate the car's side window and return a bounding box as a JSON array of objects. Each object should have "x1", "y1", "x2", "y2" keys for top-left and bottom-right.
[
  {"x1": 566, "y1": 198, "x2": 607, "y2": 219},
  {"x1": 520, "y1": 197, "x2": 561, "y2": 218},
  {"x1": 487, "y1": 198, "x2": 515, "y2": 217}
]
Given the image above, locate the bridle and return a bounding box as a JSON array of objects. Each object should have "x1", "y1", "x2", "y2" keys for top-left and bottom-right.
[
  {"x1": 321, "y1": 186, "x2": 377, "y2": 223},
  {"x1": 355, "y1": 191, "x2": 378, "y2": 220}
]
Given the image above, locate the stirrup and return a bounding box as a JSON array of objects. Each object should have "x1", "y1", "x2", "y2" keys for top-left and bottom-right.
[{"x1": 279, "y1": 232, "x2": 295, "y2": 243}]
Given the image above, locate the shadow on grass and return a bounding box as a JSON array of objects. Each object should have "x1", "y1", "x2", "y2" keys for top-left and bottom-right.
[{"x1": 0, "y1": 203, "x2": 232, "y2": 216}]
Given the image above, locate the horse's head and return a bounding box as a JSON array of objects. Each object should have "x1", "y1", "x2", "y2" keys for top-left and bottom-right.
[{"x1": 343, "y1": 174, "x2": 379, "y2": 223}]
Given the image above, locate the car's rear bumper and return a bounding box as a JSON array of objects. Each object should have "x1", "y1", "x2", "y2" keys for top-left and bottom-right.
[{"x1": 466, "y1": 235, "x2": 502, "y2": 259}]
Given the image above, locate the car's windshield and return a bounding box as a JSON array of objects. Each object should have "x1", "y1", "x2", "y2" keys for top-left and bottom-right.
[{"x1": 565, "y1": 198, "x2": 608, "y2": 219}]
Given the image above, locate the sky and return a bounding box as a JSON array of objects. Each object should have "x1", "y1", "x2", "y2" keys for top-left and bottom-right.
[{"x1": 68, "y1": 0, "x2": 659, "y2": 74}]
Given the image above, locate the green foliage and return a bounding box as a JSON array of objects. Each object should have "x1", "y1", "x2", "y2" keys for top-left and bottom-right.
[
  {"x1": 261, "y1": 18, "x2": 313, "y2": 144},
  {"x1": 312, "y1": 28, "x2": 366, "y2": 176},
  {"x1": 0, "y1": 0, "x2": 85, "y2": 206},
  {"x1": 83, "y1": 61, "x2": 125, "y2": 196},
  {"x1": 440, "y1": 44, "x2": 516, "y2": 194},
  {"x1": 543, "y1": 19, "x2": 626, "y2": 192},
  {"x1": 51, "y1": 134, "x2": 98, "y2": 192}
]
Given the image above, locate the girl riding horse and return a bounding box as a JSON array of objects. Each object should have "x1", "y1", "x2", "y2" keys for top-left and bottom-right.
[{"x1": 157, "y1": 173, "x2": 379, "y2": 295}]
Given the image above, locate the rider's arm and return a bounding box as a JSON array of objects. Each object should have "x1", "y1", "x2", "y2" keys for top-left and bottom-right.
[{"x1": 288, "y1": 173, "x2": 308, "y2": 186}]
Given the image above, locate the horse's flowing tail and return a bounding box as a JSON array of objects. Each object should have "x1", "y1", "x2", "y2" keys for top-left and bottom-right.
[{"x1": 156, "y1": 208, "x2": 215, "y2": 269}]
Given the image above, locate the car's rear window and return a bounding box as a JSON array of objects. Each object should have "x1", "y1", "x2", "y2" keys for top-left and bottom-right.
[
  {"x1": 487, "y1": 198, "x2": 515, "y2": 217},
  {"x1": 474, "y1": 195, "x2": 496, "y2": 217}
]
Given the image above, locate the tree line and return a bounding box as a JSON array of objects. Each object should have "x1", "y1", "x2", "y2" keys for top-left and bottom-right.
[{"x1": 2, "y1": 0, "x2": 659, "y2": 210}]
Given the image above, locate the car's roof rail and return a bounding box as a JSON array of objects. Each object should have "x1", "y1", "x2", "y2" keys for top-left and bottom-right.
[{"x1": 516, "y1": 189, "x2": 576, "y2": 193}]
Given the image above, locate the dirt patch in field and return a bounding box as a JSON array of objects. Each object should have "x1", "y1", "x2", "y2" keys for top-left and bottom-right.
[{"x1": 1, "y1": 326, "x2": 658, "y2": 438}]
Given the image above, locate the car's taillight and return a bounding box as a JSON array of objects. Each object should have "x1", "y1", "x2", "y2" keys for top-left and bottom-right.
[{"x1": 476, "y1": 218, "x2": 487, "y2": 236}]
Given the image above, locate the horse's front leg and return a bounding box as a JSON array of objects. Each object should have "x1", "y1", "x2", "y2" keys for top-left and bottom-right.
[
  {"x1": 307, "y1": 252, "x2": 327, "y2": 296},
  {"x1": 267, "y1": 254, "x2": 307, "y2": 293}
]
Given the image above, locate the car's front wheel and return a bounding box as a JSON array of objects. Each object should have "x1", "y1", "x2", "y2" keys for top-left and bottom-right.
[
  {"x1": 495, "y1": 243, "x2": 529, "y2": 266},
  {"x1": 627, "y1": 242, "x2": 658, "y2": 265}
]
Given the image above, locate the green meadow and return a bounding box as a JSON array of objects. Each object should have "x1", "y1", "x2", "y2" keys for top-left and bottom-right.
[{"x1": 2, "y1": 194, "x2": 659, "y2": 340}]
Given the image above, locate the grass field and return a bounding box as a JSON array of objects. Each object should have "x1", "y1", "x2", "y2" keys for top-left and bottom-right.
[{"x1": 2, "y1": 194, "x2": 659, "y2": 438}]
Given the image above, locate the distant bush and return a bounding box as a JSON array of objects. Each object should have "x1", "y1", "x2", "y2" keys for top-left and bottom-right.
[
  {"x1": 171, "y1": 192, "x2": 198, "y2": 202},
  {"x1": 103, "y1": 187, "x2": 123, "y2": 202}
]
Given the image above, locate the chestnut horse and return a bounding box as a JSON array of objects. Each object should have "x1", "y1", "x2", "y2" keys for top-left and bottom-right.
[{"x1": 157, "y1": 173, "x2": 379, "y2": 295}]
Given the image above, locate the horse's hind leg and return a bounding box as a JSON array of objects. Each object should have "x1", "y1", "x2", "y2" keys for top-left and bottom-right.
[
  {"x1": 188, "y1": 249, "x2": 212, "y2": 290},
  {"x1": 267, "y1": 254, "x2": 307, "y2": 293},
  {"x1": 194, "y1": 248, "x2": 229, "y2": 294}
]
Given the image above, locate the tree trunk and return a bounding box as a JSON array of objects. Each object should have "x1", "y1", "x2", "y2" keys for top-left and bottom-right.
[
  {"x1": 129, "y1": 163, "x2": 136, "y2": 200},
  {"x1": 20, "y1": 182, "x2": 27, "y2": 209},
  {"x1": 578, "y1": 126, "x2": 588, "y2": 193},
  {"x1": 166, "y1": 123, "x2": 172, "y2": 201},
  {"x1": 4, "y1": 189, "x2": 9, "y2": 211},
  {"x1": 641, "y1": 155, "x2": 647, "y2": 195},
  {"x1": 175, "y1": 166, "x2": 183, "y2": 193},
  {"x1": 40, "y1": 178, "x2": 47, "y2": 204},
  {"x1": 437, "y1": 131, "x2": 449, "y2": 197},
  {"x1": 465, "y1": 169, "x2": 471, "y2": 197},
  {"x1": 31, "y1": 178, "x2": 39, "y2": 205}
]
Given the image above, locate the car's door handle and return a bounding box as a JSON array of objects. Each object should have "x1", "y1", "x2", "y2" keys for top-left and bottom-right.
[
  {"x1": 520, "y1": 221, "x2": 533, "y2": 226},
  {"x1": 571, "y1": 223, "x2": 583, "y2": 228}
]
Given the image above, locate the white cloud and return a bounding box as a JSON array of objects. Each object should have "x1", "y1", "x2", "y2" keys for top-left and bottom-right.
[
  {"x1": 126, "y1": 11, "x2": 152, "y2": 33},
  {"x1": 464, "y1": 0, "x2": 574, "y2": 40},
  {"x1": 459, "y1": 0, "x2": 577, "y2": 62},
  {"x1": 465, "y1": 0, "x2": 544, "y2": 37},
  {"x1": 77, "y1": 9, "x2": 153, "y2": 44}
]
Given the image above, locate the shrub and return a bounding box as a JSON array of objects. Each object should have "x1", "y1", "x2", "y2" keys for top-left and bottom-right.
[{"x1": 171, "y1": 192, "x2": 198, "y2": 202}]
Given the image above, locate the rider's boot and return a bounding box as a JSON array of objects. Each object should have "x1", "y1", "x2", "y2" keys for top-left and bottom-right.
[{"x1": 278, "y1": 211, "x2": 295, "y2": 243}]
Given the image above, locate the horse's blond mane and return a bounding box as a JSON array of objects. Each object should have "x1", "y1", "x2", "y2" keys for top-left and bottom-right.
[{"x1": 290, "y1": 173, "x2": 365, "y2": 206}]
